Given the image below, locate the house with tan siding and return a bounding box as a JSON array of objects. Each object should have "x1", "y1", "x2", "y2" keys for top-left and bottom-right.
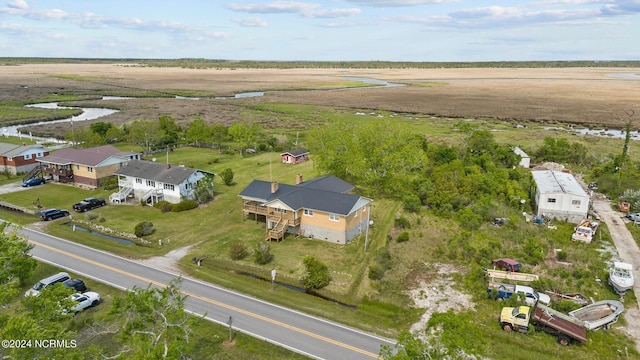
[
  {"x1": 37, "y1": 145, "x2": 140, "y2": 188},
  {"x1": 239, "y1": 174, "x2": 372, "y2": 244}
]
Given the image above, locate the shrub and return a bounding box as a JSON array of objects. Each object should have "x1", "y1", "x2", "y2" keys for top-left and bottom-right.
[
  {"x1": 301, "y1": 256, "x2": 331, "y2": 290},
  {"x1": 253, "y1": 242, "x2": 273, "y2": 265},
  {"x1": 207, "y1": 157, "x2": 219, "y2": 164},
  {"x1": 86, "y1": 212, "x2": 98, "y2": 220},
  {"x1": 368, "y1": 264, "x2": 385, "y2": 280},
  {"x1": 403, "y1": 194, "x2": 422, "y2": 213},
  {"x1": 153, "y1": 200, "x2": 172, "y2": 212},
  {"x1": 134, "y1": 221, "x2": 154, "y2": 237},
  {"x1": 396, "y1": 231, "x2": 409, "y2": 243},
  {"x1": 394, "y1": 216, "x2": 411, "y2": 229},
  {"x1": 229, "y1": 241, "x2": 249, "y2": 260},
  {"x1": 220, "y1": 167, "x2": 234, "y2": 186},
  {"x1": 171, "y1": 200, "x2": 198, "y2": 212},
  {"x1": 100, "y1": 176, "x2": 118, "y2": 191},
  {"x1": 556, "y1": 250, "x2": 568, "y2": 261}
]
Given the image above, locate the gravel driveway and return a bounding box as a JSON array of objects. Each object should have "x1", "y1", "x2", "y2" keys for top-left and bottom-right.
[{"x1": 592, "y1": 197, "x2": 640, "y2": 351}]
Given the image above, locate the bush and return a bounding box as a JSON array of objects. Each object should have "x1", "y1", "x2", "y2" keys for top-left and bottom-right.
[
  {"x1": 134, "y1": 221, "x2": 154, "y2": 237},
  {"x1": 301, "y1": 256, "x2": 331, "y2": 289},
  {"x1": 220, "y1": 168, "x2": 234, "y2": 186},
  {"x1": 556, "y1": 250, "x2": 568, "y2": 261},
  {"x1": 153, "y1": 200, "x2": 173, "y2": 212},
  {"x1": 396, "y1": 231, "x2": 409, "y2": 243},
  {"x1": 229, "y1": 241, "x2": 249, "y2": 260},
  {"x1": 171, "y1": 200, "x2": 198, "y2": 212},
  {"x1": 368, "y1": 264, "x2": 385, "y2": 280},
  {"x1": 100, "y1": 176, "x2": 118, "y2": 191},
  {"x1": 403, "y1": 194, "x2": 421, "y2": 213},
  {"x1": 394, "y1": 216, "x2": 411, "y2": 229},
  {"x1": 86, "y1": 212, "x2": 98, "y2": 220},
  {"x1": 253, "y1": 242, "x2": 273, "y2": 265}
]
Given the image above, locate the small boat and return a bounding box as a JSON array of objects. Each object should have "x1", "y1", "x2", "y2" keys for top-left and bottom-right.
[
  {"x1": 544, "y1": 291, "x2": 589, "y2": 306},
  {"x1": 484, "y1": 269, "x2": 538, "y2": 282},
  {"x1": 608, "y1": 261, "x2": 634, "y2": 295},
  {"x1": 569, "y1": 299, "x2": 624, "y2": 330}
]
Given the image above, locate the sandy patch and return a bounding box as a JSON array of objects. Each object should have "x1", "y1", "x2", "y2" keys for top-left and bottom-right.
[
  {"x1": 137, "y1": 244, "x2": 198, "y2": 275},
  {"x1": 408, "y1": 263, "x2": 475, "y2": 337}
]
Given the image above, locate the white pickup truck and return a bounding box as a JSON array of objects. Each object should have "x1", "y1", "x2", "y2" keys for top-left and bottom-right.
[{"x1": 487, "y1": 281, "x2": 551, "y2": 306}]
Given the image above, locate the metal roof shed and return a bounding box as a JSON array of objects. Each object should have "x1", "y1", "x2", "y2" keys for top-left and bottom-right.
[{"x1": 531, "y1": 170, "x2": 589, "y2": 224}]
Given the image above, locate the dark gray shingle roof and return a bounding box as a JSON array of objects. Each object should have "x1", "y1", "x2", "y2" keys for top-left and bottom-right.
[
  {"x1": 114, "y1": 160, "x2": 197, "y2": 185},
  {"x1": 239, "y1": 175, "x2": 365, "y2": 215}
]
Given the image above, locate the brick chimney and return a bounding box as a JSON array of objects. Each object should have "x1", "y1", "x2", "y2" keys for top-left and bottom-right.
[
  {"x1": 271, "y1": 181, "x2": 278, "y2": 193},
  {"x1": 295, "y1": 174, "x2": 303, "y2": 185}
]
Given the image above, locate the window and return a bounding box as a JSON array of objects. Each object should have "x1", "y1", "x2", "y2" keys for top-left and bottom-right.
[
  {"x1": 76, "y1": 165, "x2": 80, "y2": 170},
  {"x1": 274, "y1": 208, "x2": 287, "y2": 214},
  {"x1": 37, "y1": 152, "x2": 43, "y2": 158},
  {"x1": 547, "y1": 198, "x2": 556, "y2": 203},
  {"x1": 304, "y1": 209, "x2": 314, "y2": 216},
  {"x1": 329, "y1": 213, "x2": 340, "y2": 221},
  {"x1": 136, "y1": 178, "x2": 142, "y2": 184},
  {"x1": 164, "y1": 183, "x2": 175, "y2": 191},
  {"x1": 25, "y1": 154, "x2": 32, "y2": 160},
  {"x1": 87, "y1": 167, "x2": 93, "y2": 173},
  {"x1": 146, "y1": 180, "x2": 155, "y2": 187},
  {"x1": 572, "y1": 200, "x2": 581, "y2": 205}
]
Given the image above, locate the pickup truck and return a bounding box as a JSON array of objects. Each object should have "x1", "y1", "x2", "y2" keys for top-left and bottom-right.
[
  {"x1": 487, "y1": 281, "x2": 551, "y2": 306},
  {"x1": 571, "y1": 219, "x2": 599, "y2": 243},
  {"x1": 500, "y1": 303, "x2": 587, "y2": 346},
  {"x1": 72, "y1": 197, "x2": 107, "y2": 212}
]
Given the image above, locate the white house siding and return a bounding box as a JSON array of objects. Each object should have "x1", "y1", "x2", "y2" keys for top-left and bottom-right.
[{"x1": 532, "y1": 170, "x2": 589, "y2": 224}]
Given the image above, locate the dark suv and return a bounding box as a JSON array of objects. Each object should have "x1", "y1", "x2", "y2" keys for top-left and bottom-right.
[
  {"x1": 40, "y1": 209, "x2": 70, "y2": 221},
  {"x1": 63, "y1": 278, "x2": 87, "y2": 292}
]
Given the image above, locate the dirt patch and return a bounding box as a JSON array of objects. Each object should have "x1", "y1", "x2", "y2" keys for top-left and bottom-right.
[
  {"x1": 136, "y1": 244, "x2": 198, "y2": 275},
  {"x1": 407, "y1": 263, "x2": 475, "y2": 337}
]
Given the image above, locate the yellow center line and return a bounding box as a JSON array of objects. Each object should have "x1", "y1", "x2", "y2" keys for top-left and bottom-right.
[{"x1": 29, "y1": 239, "x2": 380, "y2": 359}]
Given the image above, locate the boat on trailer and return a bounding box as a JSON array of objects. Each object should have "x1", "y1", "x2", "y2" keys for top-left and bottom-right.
[
  {"x1": 569, "y1": 299, "x2": 624, "y2": 330},
  {"x1": 608, "y1": 261, "x2": 634, "y2": 295}
]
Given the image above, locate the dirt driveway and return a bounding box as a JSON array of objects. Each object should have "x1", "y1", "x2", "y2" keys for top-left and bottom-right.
[{"x1": 591, "y1": 197, "x2": 640, "y2": 351}]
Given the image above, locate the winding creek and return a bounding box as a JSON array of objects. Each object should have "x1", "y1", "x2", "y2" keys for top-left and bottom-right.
[{"x1": 2, "y1": 74, "x2": 639, "y2": 142}]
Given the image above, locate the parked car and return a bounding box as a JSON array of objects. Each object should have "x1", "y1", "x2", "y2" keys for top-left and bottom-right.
[
  {"x1": 25, "y1": 272, "x2": 70, "y2": 297},
  {"x1": 63, "y1": 278, "x2": 87, "y2": 292},
  {"x1": 491, "y1": 258, "x2": 522, "y2": 272},
  {"x1": 72, "y1": 197, "x2": 107, "y2": 212},
  {"x1": 625, "y1": 212, "x2": 640, "y2": 222},
  {"x1": 70, "y1": 292, "x2": 101, "y2": 312},
  {"x1": 40, "y1": 209, "x2": 70, "y2": 221},
  {"x1": 22, "y1": 177, "x2": 45, "y2": 187}
]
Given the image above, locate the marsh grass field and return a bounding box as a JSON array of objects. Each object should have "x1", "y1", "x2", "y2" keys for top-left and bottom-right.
[{"x1": 2, "y1": 61, "x2": 640, "y2": 359}]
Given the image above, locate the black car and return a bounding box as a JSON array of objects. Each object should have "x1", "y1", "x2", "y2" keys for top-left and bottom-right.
[
  {"x1": 63, "y1": 278, "x2": 87, "y2": 292},
  {"x1": 40, "y1": 209, "x2": 70, "y2": 221}
]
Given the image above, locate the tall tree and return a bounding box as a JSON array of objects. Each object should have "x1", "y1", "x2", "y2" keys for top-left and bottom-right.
[
  {"x1": 185, "y1": 118, "x2": 211, "y2": 147},
  {"x1": 106, "y1": 279, "x2": 199, "y2": 359},
  {"x1": 210, "y1": 124, "x2": 229, "y2": 152},
  {"x1": 0, "y1": 223, "x2": 37, "y2": 305},
  {"x1": 158, "y1": 115, "x2": 182, "y2": 146},
  {"x1": 228, "y1": 120, "x2": 262, "y2": 156},
  {"x1": 127, "y1": 120, "x2": 166, "y2": 154}
]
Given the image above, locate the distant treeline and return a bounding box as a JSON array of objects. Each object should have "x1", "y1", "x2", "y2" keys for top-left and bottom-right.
[{"x1": 1, "y1": 57, "x2": 639, "y2": 69}]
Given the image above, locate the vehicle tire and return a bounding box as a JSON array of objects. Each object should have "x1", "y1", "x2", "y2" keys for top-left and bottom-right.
[
  {"x1": 46, "y1": 216, "x2": 51, "y2": 221},
  {"x1": 558, "y1": 335, "x2": 570, "y2": 346},
  {"x1": 91, "y1": 300, "x2": 99, "y2": 307},
  {"x1": 502, "y1": 323, "x2": 513, "y2": 332}
]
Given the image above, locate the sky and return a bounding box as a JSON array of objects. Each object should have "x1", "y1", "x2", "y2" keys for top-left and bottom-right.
[{"x1": 1, "y1": 0, "x2": 639, "y2": 62}]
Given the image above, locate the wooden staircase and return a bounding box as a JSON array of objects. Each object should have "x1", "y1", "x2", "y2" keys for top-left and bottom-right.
[{"x1": 266, "y1": 218, "x2": 288, "y2": 241}]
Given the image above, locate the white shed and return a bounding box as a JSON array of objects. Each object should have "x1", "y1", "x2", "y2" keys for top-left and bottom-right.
[
  {"x1": 514, "y1": 147, "x2": 530, "y2": 168},
  {"x1": 531, "y1": 170, "x2": 589, "y2": 224}
]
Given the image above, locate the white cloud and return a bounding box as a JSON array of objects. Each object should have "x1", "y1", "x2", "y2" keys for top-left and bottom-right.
[
  {"x1": 226, "y1": 1, "x2": 360, "y2": 18},
  {"x1": 342, "y1": 0, "x2": 457, "y2": 6},
  {"x1": 7, "y1": 0, "x2": 28, "y2": 10},
  {"x1": 233, "y1": 16, "x2": 269, "y2": 27}
]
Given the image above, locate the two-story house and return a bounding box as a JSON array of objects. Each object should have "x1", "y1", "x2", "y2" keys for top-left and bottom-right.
[
  {"x1": 239, "y1": 174, "x2": 372, "y2": 244},
  {"x1": 37, "y1": 145, "x2": 140, "y2": 188},
  {"x1": 111, "y1": 159, "x2": 212, "y2": 204}
]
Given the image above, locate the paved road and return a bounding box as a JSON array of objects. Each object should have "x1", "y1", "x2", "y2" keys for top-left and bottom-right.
[
  {"x1": 11, "y1": 225, "x2": 395, "y2": 360},
  {"x1": 591, "y1": 197, "x2": 640, "y2": 352}
]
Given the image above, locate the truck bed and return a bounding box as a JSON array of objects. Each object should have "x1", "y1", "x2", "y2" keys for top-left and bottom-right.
[{"x1": 533, "y1": 304, "x2": 587, "y2": 344}]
